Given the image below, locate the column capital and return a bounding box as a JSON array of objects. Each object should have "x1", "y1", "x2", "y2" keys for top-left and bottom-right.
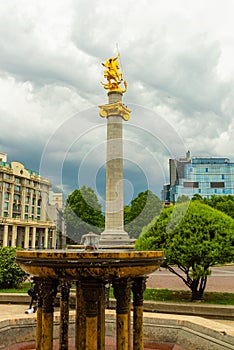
[
  {"x1": 113, "y1": 278, "x2": 132, "y2": 314},
  {"x1": 99, "y1": 101, "x2": 131, "y2": 121},
  {"x1": 132, "y1": 276, "x2": 147, "y2": 307}
]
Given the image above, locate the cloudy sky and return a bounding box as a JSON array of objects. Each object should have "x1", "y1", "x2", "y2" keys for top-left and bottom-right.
[{"x1": 1, "y1": 0, "x2": 234, "y2": 205}]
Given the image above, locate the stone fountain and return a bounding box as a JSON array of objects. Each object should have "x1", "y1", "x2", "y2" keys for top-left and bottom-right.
[{"x1": 16, "y1": 53, "x2": 164, "y2": 350}]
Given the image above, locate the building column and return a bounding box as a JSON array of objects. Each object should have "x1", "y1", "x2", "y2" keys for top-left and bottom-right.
[
  {"x1": 113, "y1": 278, "x2": 132, "y2": 350},
  {"x1": 52, "y1": 228, "x2": 56, "y2": 249},
  {"x1": 24, "y1": 226, "x2": 30, "y2": 249},
  {"x1": 3, "y1": 225, "x2": 8, "y2": 246},
  {"x1": 132, "y1": 277, "x2": 147, "y2": 350},
  {"x1": 44, "y1": 228, "x2": 49, "y2": 249},
  {"x1": 32, "y1": 227, "x2": 36, "y2": 248},
  {"x1": 59, "y1": 280, "x2": 71, "y2": 350},
  {"x1": 11, "y1": 225, "x2": 17, "y2": 247},
  {"x1": 41, "y1": 279, "x2": 58, "y2": 350}
]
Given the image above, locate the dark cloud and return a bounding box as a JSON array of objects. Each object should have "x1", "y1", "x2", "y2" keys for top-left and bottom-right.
[{"x1": 0, "y1": 0, "x2": 234, "y2": 200}]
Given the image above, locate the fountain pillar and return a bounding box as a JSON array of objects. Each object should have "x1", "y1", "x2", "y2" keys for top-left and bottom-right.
[
  {"x1": 34, "y1": 278, "x2": 43, "y2": 350},
  {"x1": 41, "y1": 279, "x2": 58, "y2": 350},
  {"x1": 132, "y1": 277, "x2": 147, "y2": 350},
  {"x1": 59, "y1": 280, "x2": 71, "y2": 350},
  {"x1": 113, "y1": 278, "x2": 132, "y2": 350},
  {"x1": 97, "y1": 282, "x2": 106, "y2": 350},
  {"x1": 81, "y1": 279, "x2": 104, "y2": 350},
  {"x1": 75, "y1": 281, "x2": 86, "y2": 350}
]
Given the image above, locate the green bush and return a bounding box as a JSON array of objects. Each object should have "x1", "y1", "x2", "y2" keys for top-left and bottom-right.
[{"x1": 0, "y1": 247, "x2": 28, "y2": 288}]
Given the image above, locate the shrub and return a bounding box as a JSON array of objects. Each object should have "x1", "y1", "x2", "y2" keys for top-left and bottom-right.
[{"x1": 0, "y1": 247, "x2": 28, "y2": 288}]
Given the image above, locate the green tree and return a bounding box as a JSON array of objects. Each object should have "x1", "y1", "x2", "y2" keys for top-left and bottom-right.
[
  {"x1": 0, "y1": 247, "x2": 28, "y2": 288},
  {"x1": 65, "y1": 186, "x2": 104, "y2": 244},
  {"x1": 135, "y1": 201, "x2": 234, "y2": 300},
  {"x1": 204, "y1": 195, "x2": 234, "y2": 219},
  {"x1": 124, "y1": 190, "x2": 162, "y2": 238}
]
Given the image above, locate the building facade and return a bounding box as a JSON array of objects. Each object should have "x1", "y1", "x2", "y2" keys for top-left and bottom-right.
[
  {"x1": 0, "y1": 153, "x2": 56, "y2": 248},
  {"x1": 162, "y1": 151, "x2": 234, "y2": 203}
]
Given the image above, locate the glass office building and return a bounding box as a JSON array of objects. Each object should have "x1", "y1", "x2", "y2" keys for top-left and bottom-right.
[{"x1": 163, "y1": 152, "x2": 234, "y2": 203}]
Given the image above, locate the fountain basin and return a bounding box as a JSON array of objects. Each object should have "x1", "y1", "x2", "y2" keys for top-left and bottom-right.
[{"x1": 16, "y1": 250, "x2": 164, "y2": 280}]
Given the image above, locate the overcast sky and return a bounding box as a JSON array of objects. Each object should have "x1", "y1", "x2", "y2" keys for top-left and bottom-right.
[{"x1": 1, "y1": 0, "x2": 234, "y2": 204}]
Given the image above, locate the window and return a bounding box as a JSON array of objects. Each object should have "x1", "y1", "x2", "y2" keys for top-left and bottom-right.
[
  {"x1": 5, "y1": 174, "x2": 11, "y2": 180},
  {"x1": 25, "y1": 196, "x2": 30, "y2": 204},
  {"x1": 5, "y1": 183, "x2": 11, "y2": 190},
  {"x1": 4, "y1": 192, "x2": 9, "y2": 200},
  {"x1": 205, "y1": 168, "x2": 208, "y2": 172},
  {"x1": 25, "y1": 205, "x2": 29, "y2": 213},
  {"x1": 24, "y1": 214, "x2": 28, "y2": 220},
  {"x1": 14, "y1": 185, "x2": 20, "y2": 192},
  {"x1": 4, "y1": 202, "x2": 8, "y2": 210},
  {"x1": 14, "y1": 194, "x2": 20, "y2": 201},
  {"x1": 210, "y1": 182, "x2": 224, "y2": 188},
  {"x1": 222, "y1": 174, "x2": 225, "y2": 179},
  {"x1": 15, "y1": 177, "x2": 21, "y2": 184},
  {"x1": 37, "y1": 208, "x2": 41, "y2": 215},
  {"x1": 25, "y1": 179, "x2": 30, "y2": 185},
  {"x1": 184, "y1": 182, "x2": 199, "y2": 188}
]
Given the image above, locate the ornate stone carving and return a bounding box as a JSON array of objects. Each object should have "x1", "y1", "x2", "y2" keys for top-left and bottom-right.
[{"x1": 99, "y1": 101, "x2": 131, "y2": 121}]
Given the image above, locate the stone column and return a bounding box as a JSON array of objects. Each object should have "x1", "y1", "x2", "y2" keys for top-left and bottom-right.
[
  {"x1": 3, "y1": 225, "x2": 8, "y2": 246},
  {"x1": 132, "y1": 277, "x2": 147, "y2": 350},
  {"x1": 44, "y1": 228, "x2": 49, "y2": 249},
  {"x1": 99, "y1": 92, "x2": 132, "y2": 246},
  {"x1": 34, "y1": 278, "x2": 43, "y2": 350},
  {"x1": 113, "y1": 278, "x2": 132, "y2": 350},
  {"x1": 11, "y1": 225, "x2": 17, "y2": 247},
  {"x1": 32, "y1": 226, "x2": 36, "y2": 248},
  {"x1": 75, "y1": 280, "x2": 86, "y2": 350},
  {"x1": 59, "y1": 280, "x2": 71, "y2": 350},
  {"x1": 52, "y1": 228, "x2": 56, "y2": 249},
  {"x1": 81, "y1": 279, "x2": 101, "y2": 350},
  {"x1": 24, "y1": 226, "x2": 30, "y2": 249},
  {"x1": 41, "y1": 279, "x2": 58, "y2": 350},
  {"x1": 97, "y1": 282, "x2": 106, "y2": 350}
]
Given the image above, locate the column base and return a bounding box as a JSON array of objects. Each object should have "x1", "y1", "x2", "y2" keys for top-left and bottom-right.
[{"x1": 99, "y1": 230, "x2": 136, "y2": 249}]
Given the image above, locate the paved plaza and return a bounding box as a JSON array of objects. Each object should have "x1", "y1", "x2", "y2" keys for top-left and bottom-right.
[{"x1": 147, "y1": 265, "x2": 234, "y2": 292}]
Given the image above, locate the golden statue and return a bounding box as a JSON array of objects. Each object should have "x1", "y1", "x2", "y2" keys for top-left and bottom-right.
[{"x1": 101, "y1": 53, "x2": 127, "y2": 93}]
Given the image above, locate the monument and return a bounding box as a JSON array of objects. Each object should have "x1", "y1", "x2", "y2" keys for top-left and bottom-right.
[
  {"x1": 99, "y1": 53, "x2": 134, "y2": 247},
  {"x1": 16, "y1": 54, "x2": 164, "y2": 350}
]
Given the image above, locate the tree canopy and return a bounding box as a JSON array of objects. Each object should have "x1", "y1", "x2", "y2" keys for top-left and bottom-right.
[
  {"x1": 202, "y1": 194, "x2": 234, "y2": 220},
  {"x1": 135, "y1": 201, "x2": 234, "y2": 300},
  {"x1": 64, "y1": 186, "x2": 104, "y2": 244},
  {"x1": 124, "y1": 190, "x2": 162, "y2": 238}
]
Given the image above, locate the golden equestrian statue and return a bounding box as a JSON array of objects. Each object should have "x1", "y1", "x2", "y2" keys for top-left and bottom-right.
[{"x1": 101, "y1": 53, "x2": 128, "y2": 93}]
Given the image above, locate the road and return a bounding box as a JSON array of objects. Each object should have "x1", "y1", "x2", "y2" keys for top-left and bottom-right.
[{"x1": 147, "y1": 265, "x2": 234, "y2": 292}]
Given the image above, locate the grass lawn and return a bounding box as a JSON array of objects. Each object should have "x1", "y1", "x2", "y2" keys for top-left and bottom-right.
[
  {"x1": 144, "y1": 288, "x2": 234, "y2": 305},
  {"x1": 1, "y1": 284, "x2": 234, "y2": 305}
]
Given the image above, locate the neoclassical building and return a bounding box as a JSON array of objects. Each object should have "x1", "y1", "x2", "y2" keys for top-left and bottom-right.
[{"x1": 0, "y1": 152, "x2": 56, "y2": 249}]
